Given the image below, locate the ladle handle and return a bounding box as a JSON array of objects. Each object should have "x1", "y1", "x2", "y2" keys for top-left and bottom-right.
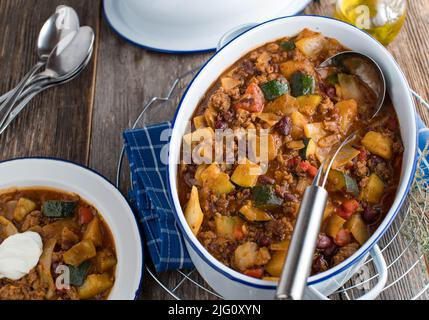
[
  {"x1": 0, "y1": 61, "x2": 44, "y2": 129},
  {"x1": 276, "y1": 186, "x2": 328, "y2": 300}
]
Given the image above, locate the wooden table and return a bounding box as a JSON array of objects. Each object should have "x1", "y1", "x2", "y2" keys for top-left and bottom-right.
[{"x1": 0, "y1": 0, "x2": 428, "y2": 300}]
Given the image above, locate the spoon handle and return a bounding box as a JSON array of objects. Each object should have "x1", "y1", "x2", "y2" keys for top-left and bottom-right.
[
  {"x1": 276, "y1": 186, "x2": 328, "y2": 300},
  {"x1": 0, "y1": 61, "x2": 45, "y2": 128},
  {"x1": 0, "y1": 74, "x2": 49, "y2": 107},
  {"x1": 0, "y1": 85, "x2": 43, "y2": 136}
]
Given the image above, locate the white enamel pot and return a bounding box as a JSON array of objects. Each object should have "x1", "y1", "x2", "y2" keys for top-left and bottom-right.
[
  {"x1": 168, "y1": 16, "x2": 418, "y2": 300},
  {"x1": 0, "y1": 158, "x2": 143, "y2": 300}
]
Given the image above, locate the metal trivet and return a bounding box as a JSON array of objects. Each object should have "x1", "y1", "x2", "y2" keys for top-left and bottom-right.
[{"x1": 117, "y1": 68, "x2": 429, "y2": 300}]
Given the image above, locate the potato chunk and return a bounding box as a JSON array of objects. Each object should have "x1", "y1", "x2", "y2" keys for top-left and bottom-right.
[
  {"x1": 231, "y1": 161, "x2": 262, "y2": 188},
  {"x1": 360, "y1": 173, "x2": 385, "y2": 204},
  {"x1": 265, "y1": 251, "x2": 287, "y2": 277},
  {"x1": 0, "y1": 216, "x2": 18, "y2": 239},
  {"x1": 95, "y1": 249, "x2": 117, "y2": 273},
  {"x1": 264, "y1": 94, "x2": 299, "y2": 115},
  {"x1": 345, "y1": 215, "x2": 369, "y2": 245},
  {"x1": 233, "y1": 242, "x2": 259, "y2": 271},
  {"x1": 336, "y1": 99, "x2": 358, "y2": 133},
  {"x1": 184, "y1": 186, "x2": 204, "y2": 236},
  {"x1": 215, "y1": 216, "x2": 244, "y2": 240},
  {"x1": 326, "y1": 214, "x2": 346, "y2": 239},
  {"x1": 63, "y1": 239, "x2": 97, "y2": 266},
  {"x1": 362, "y1": 131, "x2": 393, "y2": 160},
  {"x1": 78, "y1": 274, "x2": 114, "y2": 300},
  {"x1": 13, "y1": 198, "x2": 37, "y2": 222},
  {"x1": 83, "y1": 216, "x2": 103, "y2": 247}
]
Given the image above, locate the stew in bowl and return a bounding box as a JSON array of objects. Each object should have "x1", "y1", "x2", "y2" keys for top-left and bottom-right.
[
  {"x1": 178, "y1": 29, "x2": 404, "y2": 280},
  {"x1": 0, "y1": 187, "x2": 117, "y2": 300}
]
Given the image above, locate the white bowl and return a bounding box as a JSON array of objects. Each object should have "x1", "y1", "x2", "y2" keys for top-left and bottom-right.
[
  {"x1": 168, "y1": 16, "x2": 418, "y2": 299},
  {"x1": 0, "y1": 158, "x2": 143, "y2": 300}
]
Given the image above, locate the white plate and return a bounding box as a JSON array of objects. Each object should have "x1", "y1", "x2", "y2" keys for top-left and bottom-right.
[
  {"x1": 0, "y1": 158, "x2": 143, "y2": 300},
  {"x1": 103, "y1": 0, "x2": 313, "y2": 53}
]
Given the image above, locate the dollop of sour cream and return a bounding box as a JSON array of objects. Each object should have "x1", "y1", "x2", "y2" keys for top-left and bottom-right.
[{"x1": 0, "y1": 232, "x2": 43, "y2": 280}]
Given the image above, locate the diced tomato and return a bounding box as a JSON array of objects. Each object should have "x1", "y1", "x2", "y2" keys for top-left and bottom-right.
[
  {"x1": 78, "y1": 207, "x2": 94, "y2": 225},
  {"x1": 299, "y1": 161, "x2": 310, "y2": 171},
  {"x1": 244, "y1": 268, "x2": 264, "y2": 279},
  {"x1": 337, "y1": 208, "x2": 354, "y2": 220},
  {"x1": 307, "y1": 165, "x2": 318, "y2": 178},
  {"x1": 299, "y1": 161, "x2": 318, "y2": 178},
  {"x1": 342, "y1": 199, "x2": 360, "y2": 214},
  {"x1": 234, "y1": 83, "x2": 265, "y2": 113},
  {"x1": 358, "y1": 148, "x2": 367, "y2": 162},
  {"x1": 335, "y1": 229, "x2": 352, "y2": 247}
]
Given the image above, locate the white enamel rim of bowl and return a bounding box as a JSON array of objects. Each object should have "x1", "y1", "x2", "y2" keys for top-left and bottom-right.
[
  {"x1": 0, "y1": 158, "x2": 143, "y2": 300},
  {"x1": 168, "y1": 15, "x2": 418, "y2": 290}
]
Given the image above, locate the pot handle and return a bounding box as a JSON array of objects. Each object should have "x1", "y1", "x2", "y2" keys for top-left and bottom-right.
[
  {"x1": 307, "y1": 245, "x2": 388, "y2": 300},
  {"x1": 217, "y1": 23, "x2": 258, "y2": 51}
]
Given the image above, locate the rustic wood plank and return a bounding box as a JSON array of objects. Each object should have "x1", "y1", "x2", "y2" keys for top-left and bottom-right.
[
  {"x1": 0, "y1": 0, "x2": 101, "y2": 165},
  {"x1": 89, "y1": 17, "x2": 212, "y2": 300}
]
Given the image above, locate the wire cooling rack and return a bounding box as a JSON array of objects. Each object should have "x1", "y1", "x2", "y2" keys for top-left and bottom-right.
[{"x1": 117, "y1": 68, "x2": 429, "y2": 300}]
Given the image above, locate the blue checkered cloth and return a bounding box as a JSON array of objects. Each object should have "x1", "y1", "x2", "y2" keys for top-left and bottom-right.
[
  {"x1": 124, "y1": 122, "x2": 193, "y2": 272},
  {"x1": 417, "y1": 115, "x2": 429, "y2": 178}
]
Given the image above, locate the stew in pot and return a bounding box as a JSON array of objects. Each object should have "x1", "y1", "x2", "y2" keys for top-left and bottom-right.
[{"x1": 178, "y1": 29, "x2": 403, "y2": 280}]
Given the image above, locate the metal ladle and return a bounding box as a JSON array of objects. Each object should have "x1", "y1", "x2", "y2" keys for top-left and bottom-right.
[{"x1": 276, "y1": 51, "x2": 386, "y2": 300}]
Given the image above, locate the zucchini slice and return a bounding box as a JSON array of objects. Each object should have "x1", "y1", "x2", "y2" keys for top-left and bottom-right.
[
  {"x1": 252, "y1": 185, "x2": 283, "y2": 209},
  {"x1": 259, "y1": 80, "x2": 289, "y2": 101},
  {"x1": 42, "y1": 201, "x2": 77, "y2": 218},
  {"x1": 68, "y1": 260, "x2": 91, "y2": 286},
  {"x1": 300, "y1": 138, "x2": 317, "y2": 160},
  {"x1": 327, "y1": 170, "x2": 359, "y2": 197},
  {"x1": 290, "y1": 72, "x2": 315, "y2": 97},
  {"x1": 280, "y1": 40, "x2": 296, "y2": 51}
]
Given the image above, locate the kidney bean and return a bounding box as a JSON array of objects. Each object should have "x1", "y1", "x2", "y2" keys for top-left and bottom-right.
[
  {"x1": 335, "y1": 229, "x2": 352, "y2": 247},
  {"x1": 257, "y1": 233, "x2": 272, "y2": 247},
  {"x1": 283, "y1": 193, "x2": 298, "y2": 202},
  {"x1": 275, "y1": 116, "x2": 292, "y2": 136},
  {"x1": 317, "y1": 234, "x2": 333, "y2": 250},
  {"x1": 362, "y1": 206, "x2": 381, "y2": 224},
  {"x1": 258, "y1": 175, "x2": 275, "y2": 185},
  {"x1": 215, "y1": 119, "x2": 228, "y2": 130}
]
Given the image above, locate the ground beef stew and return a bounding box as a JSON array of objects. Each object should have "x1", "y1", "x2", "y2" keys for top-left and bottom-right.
[
  {"x1": 0, "y1": 188, "x2": 116, "y2": 300},
  {"x1": 178, "y1": 29, "x2": 403, "y2": 280}
]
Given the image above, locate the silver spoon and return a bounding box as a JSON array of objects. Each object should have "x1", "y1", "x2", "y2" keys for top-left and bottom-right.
[
  {"x1": 0, "y1": 6, "x2": 79, "y2": 112},
  {"x1": 0, "y1": 46, "x2": 94, "y2": 136},
  {"x1": 0, "y1": 26, "x2": 95, "y2": 133},
  {"x1": 276, "y1": 51, "x2": 387, "y2": 300}
]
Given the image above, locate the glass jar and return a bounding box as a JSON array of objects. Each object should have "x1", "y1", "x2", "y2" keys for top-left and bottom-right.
[{"x1": 334, "y1": 0, "x2": 407, "y2": 46}]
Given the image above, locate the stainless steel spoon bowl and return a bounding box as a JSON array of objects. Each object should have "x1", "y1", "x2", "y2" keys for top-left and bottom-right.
[
  {"x1": 277, "y1": 51, "x2": 387, "y2": 301},
  {"x1": 37, "y1": 5, "x2": 80, "y2": 60},
  {"x1": 0, "y1": 26, "x2": 95, "y2": 134},
  {"x1": 319, "y1": 51, "x2": 386, "y2": 119},
  {"x1": 0, "y1": 6, "x2": 79, "y2": 115}
]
